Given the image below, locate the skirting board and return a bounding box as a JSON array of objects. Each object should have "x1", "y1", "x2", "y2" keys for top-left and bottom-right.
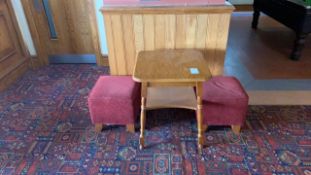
[
  {"x1": 49, "y1": 54, "x2": 96, "y2": 64},
  {"x1": 229, "y1": 0, "x2": 253, "y2": 5},
  {"x1": 248, "y1": 91, "x2": 311, "y2": 105}
]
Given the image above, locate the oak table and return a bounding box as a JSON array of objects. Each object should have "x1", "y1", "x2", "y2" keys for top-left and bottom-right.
[{"x1": 133, "y1": 49, "x2": 211, "y2": 153}]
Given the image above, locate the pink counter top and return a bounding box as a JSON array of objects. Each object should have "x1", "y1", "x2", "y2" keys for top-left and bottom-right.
[{"x1": 104, "y1": 0, "x2": 226, "y2": 6}]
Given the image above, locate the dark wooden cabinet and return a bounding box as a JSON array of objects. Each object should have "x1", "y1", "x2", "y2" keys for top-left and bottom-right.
[{"x1": 252, "y1": 0, "x2": 311, "y2": 60}]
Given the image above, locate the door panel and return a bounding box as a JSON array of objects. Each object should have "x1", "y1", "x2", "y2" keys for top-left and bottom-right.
[
  {"x1": 0, "y1": 8, "x2": 22, "y2": 62},
  {"x1": 0, "y1": 0, "x2": 29, "y2": 91},
  {"x1": 22, "y1": 0, "x2": 102, "y2": 64},
  {"x1": 0, "y1": 13, "x2": 15, "y2": 59}
]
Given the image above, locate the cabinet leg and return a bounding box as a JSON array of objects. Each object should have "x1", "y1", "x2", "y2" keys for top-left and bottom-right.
[
  {"x1": 252, "y1": 10, "x2": 260, "y2": 29},
  {"x1": 290, "y1": 32, "x2": 307, "y2": 61}
]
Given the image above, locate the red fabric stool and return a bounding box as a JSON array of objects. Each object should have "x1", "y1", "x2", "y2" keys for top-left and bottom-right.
[
  {"x1": 202, "y1": 76, "x2": 249, "y2": 135},
  {"x1": 88, "y1": 76, "x2": 140, "y2": 133}
]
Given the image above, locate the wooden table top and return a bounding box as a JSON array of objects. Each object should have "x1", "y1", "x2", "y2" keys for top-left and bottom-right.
[{"x1": 133, "y1": 49, "x2": 211, "y2": 83}]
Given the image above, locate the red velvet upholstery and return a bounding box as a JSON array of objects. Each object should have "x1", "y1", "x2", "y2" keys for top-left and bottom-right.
[
  {"x1": 202, "y1": 76, "x2": 249, "y2": 126},
  {"x1": 88, "y1": 76, "x2": 140, "y2": 125}
]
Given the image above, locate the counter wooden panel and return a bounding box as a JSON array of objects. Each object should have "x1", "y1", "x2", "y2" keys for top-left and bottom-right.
[{"x1": 102, "y1": 3, "x2": 234, "y2": 76}]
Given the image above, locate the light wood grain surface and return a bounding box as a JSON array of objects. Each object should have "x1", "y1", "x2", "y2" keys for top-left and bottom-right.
[
  {"x1": 146, "y1": 87, "x2": 197, "y2": 110},
  {"x1": 102, "y1": 3, "x2": 234, "y2": 76},
  {"x1": 133, "y1": 49, "x2": 211, "y2": 83}
]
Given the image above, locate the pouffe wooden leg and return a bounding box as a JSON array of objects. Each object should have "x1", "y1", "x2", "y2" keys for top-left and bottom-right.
[
  {"x1": 231, "y1": 125, "x2": 241, "y2": 135},
  {"x1": 126, "y1": 124, "x2": 135, "y2": 133},
  {"x1": 202, "y1": 125, "x2": 208, "y2": 132},
  {"x1": 95, "y1": 124, "x2": 103, "y2": 133}
]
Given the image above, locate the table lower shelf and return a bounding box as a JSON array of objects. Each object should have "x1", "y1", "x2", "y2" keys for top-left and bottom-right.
[{"x1": 145, "y1": 87, "x2": 197, "y2": 110}]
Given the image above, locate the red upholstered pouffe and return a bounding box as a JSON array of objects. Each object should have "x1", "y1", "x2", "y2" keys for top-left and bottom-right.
[
  {"x1": 202, "y1": 76, "x2": 249, "y2": 135},
  {"x1": 88, "y1": 76, "x2": 140, "y2": 133}
]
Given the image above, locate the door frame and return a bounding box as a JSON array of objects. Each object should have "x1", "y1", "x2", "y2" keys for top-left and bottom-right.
[
  {"x1": 21, "y1": 0, "x2": 104, "y2": 68},
  {"x1": 0, "y1": 0, "x2": 30, "y2": 91},
  {"x1": 4, "y1": 0, "x2": 29, "y2": 59}
]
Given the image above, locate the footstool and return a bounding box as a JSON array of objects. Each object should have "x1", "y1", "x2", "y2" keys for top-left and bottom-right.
[
  {"x1": 88, "y1": 76, "x2": 140, "y2": 133},
  {"x1": 202, "y1": 76, "x2": 249, "y2": 135}
]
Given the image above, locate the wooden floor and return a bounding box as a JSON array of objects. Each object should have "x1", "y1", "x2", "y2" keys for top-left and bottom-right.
[
  {"x1": 225, "y1": 12, "x2": 311, "y2": 105},
  {"x1": 226, "y1": 12, "x2": 311, "y2": 79}
]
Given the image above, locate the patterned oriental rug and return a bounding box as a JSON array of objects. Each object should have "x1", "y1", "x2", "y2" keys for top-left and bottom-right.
[{"x1": 0, "y1": 64, "x2": 310, "y2": 174}]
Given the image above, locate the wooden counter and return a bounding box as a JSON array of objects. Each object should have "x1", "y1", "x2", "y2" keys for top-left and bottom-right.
[{"x1": 101, "y1": 1, "x2": 234, "y2": 76}]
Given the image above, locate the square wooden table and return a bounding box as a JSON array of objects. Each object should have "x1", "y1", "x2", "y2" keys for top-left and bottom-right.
[{"x1": 133, "y1": 49, "x2": 211, "y2": 152}]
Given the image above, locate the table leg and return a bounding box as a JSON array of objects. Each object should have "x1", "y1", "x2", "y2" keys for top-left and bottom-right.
[
  {"x1": 196, "y1": 82, "x2": 204, "y2": 154},
  {"x1": 252, "y1": 9, "x2": 260, "y2": 29},
  {"x1": 290, "y1": 32, "x2": 307, "y2": 61},
  {"x1": 139, "y1": 82, "x2": 147, "y2": 150}
]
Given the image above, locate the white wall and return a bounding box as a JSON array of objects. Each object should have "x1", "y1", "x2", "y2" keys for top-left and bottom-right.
[
  {"x1": 11, "y1": 0, "x2": 109, "y2": 57},
  {"x1": 11, "y1": 0, "x2": 37, "y2": 56}
]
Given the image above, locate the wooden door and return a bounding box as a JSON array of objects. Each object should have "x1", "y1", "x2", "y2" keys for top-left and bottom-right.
[
  {"x1": 0, "y1": 0, "x2": 29, "y2": 91},
  {"x1": 22, "y1": 0, "x2": 103, "y2": 66}
]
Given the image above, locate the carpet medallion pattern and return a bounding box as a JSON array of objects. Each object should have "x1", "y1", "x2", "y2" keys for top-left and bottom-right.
[{"x1": 0, "y1": 65, "x2": 310, "y2": 174}]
